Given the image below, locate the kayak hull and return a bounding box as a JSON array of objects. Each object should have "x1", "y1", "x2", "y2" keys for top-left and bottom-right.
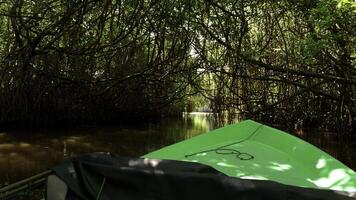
[{"x1": 144, "y1": 120, "x2": 356, "y2": 192}]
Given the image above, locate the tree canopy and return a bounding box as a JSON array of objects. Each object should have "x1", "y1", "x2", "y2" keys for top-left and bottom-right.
[{"x1": 0, "y1": 0, "x2": 355, "y2": 133}]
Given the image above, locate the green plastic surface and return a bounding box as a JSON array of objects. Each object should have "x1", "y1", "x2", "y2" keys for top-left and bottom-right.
[{"x1": 143, "y1": 120, "x2": 356, "y2": 192}]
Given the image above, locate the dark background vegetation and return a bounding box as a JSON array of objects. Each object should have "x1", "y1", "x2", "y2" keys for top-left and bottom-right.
[{"x1": 0, "y1": 0, "x2": 355, "y2": 133}]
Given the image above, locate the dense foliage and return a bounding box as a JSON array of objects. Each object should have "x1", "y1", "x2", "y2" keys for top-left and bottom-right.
[{"x1": 0, "y1": 0, "x2": 355, "y2": 132}]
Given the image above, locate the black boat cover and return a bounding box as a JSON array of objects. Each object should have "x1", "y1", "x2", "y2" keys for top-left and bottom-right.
[{"x1": 50, "y1": 153, "x2": 355, "y2": 200}]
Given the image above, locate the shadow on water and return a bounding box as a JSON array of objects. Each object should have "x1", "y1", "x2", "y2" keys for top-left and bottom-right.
[
  {"x1": 0, "y1": 113, "x2": 215, "y2": 185},
  {"x1": 0, "y1": 113, "x2": 355, "y2": 187}
]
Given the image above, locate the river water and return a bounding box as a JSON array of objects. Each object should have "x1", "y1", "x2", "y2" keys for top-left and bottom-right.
[{"x1": 0, "y1": 113, "x2": 355, "y2": 186}]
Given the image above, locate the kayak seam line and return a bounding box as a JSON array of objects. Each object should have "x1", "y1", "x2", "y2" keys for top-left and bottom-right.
[
  {"x1": 217, "y1": 124, "x2": 264, "y2": 149},
  {"x1": 184, "y1": 124, "x2": 264, "y2": 159}
]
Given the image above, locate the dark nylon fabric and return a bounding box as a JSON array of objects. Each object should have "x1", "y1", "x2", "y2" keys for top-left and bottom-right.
[{"x1": 50, "y1": 154, "x2": 355, "y2": 200}]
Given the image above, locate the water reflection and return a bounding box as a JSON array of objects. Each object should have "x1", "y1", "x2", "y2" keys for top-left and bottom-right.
[
  {"x1": 0, "y1": 114, "x2": 355, "y2": 187},
  {"x1": 0, "y1": 113, "x2": 214, "y2": 185}
]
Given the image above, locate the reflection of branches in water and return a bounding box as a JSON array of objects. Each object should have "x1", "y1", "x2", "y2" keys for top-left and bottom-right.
[{"x1": 63, "y1": 141, "x2": 67, "y2": 158}]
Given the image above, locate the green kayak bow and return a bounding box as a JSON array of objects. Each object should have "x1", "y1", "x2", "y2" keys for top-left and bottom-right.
[{"x1": 144, "y1": 120, "x2": 356, "y2": 193}]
